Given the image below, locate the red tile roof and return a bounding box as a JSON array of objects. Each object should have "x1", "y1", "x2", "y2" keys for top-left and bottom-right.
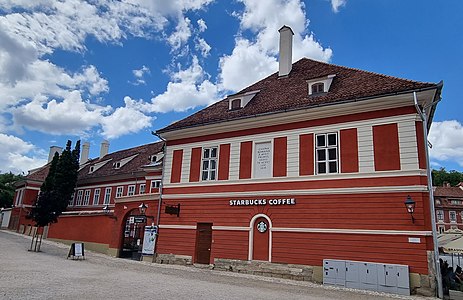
[
  {"x1": 24, "y1": 141, "x2": 164, "y2": 183},
  {"x1": 435, "y1": 187, "x2": 463, "y2": 198},
  {"x1": 158, "y1": 58, "x2": 439, "y2": 133}
]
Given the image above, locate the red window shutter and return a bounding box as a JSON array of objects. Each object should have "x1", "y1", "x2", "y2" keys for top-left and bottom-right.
[
  {"x1": 340, "y1": 128, "x2": 359, "y2": 173},
  {"x1": 415, "y1": 121, "x2": 426, "y2": 169},
  {"x1": 218, "y1": 144, "x2": 231, "y2": 180},
  {"x1": 299, "y1": 134, "x2": 314, "y2": 175},
  {"x1": 189, "y1": 147, "x2": 202, "y2": 182},
  {"x1": 239, "y1": 141, "x2": 252, "y2": 179},
  {"x1": 170, "y1": 149, "x2": 183, "y2": 183},
  {"x1": 373, "y1": 123, "x2": 400, "y2": 171},
  {"x1": 273, "y1": 137, "x2": 287, "y2": 177}
]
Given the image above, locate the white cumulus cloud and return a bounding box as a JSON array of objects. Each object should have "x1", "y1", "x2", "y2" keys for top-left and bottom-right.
[
  {"x1": 0, "y1": 133, "x2": 47, "y2": 174},
  {"x1": 331, "y1": 0, "x2": 347, "y2": 13},
  {"x1": 429, "y1": 120, "x2": 463, "y2": 167}
]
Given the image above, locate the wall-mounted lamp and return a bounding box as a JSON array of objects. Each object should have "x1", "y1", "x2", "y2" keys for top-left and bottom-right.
[
  {"x1": 404, "y1": 195, "x2": 416, "y2": 223},
  {"x1": 139, "y1": 203, "x2": 148, "y2": 215}
]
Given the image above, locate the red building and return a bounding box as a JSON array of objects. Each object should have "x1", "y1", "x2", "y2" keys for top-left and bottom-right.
[
  {"x1": 10, "y1": 141, "x2": 164, "y2": 259},
  {"x1": 154, "y1": 26, "x2": 442, "y2": 295},
  {"x1": 434, "y1": 183, "x2": 463, "y2": 233}
]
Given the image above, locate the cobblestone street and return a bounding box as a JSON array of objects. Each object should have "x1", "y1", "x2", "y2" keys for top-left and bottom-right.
[{"x1": 0, "y1": 230, "x2": 431, "y2": 300}]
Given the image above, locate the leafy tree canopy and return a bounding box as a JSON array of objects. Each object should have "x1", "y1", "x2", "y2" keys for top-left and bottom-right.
[
  {"x1": 432, "y1": 168, "x2": 463, "y2": 187},
  {"x1": 0, "y1": 172, "x2": 24, "y2": 208},
  {"x1": 30, "y1": 140, "x2": 80, "y2": 227}
]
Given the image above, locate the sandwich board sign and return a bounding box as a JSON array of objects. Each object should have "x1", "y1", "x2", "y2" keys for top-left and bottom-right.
[
  {"x1": 67, "y1": 242, "x2": 85, "y2": 260},
  {"x1": 142, "y1": 226, "x2": 157, "y2": 255}
]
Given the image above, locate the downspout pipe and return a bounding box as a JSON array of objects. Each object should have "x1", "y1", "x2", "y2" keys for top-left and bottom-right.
[
  {"x1": 414, "y1": 91, "x2": 443, "y2": 298},
  {"x1": 151, "y1": 131, "x2": 166, "y2": 255}
]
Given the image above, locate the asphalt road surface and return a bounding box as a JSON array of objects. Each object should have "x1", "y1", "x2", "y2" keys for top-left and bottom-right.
[{"x1": 0, "y1": 230, "x2": 430, "y2": 300}]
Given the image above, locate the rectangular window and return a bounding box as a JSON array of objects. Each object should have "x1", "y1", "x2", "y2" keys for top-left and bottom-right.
[
  {"x1": 76, "y1": 190, "x2": 83, "y2": 206},
  {"x1": 437, "y1": 210, "x2": 444, "y2": 222},
  {"x1": 69, "y1": 192, "x2": 75, "y2": 206},
  {"x1": 15, "y1": 189, "x2": 24, "y2": 206},
  {"x1": 139, "y1": 184, "x2": 146, "y2": 195},
  {"x1": 451, "y1": 199, "x2": 462, "y2": 205},
  {"x1": 202, "y1": 147, "x2": 218, "y2": 181},
  {"x1": 104, "y1": 187, "x2": 111, "y2": 204},
  {"x1": 450, "y1": 211, "x2": 457, "y2": 222},
  {"x1": 93, "y1": 189, "x2": 100, "y2": 205},
  {"x1": 116, "y1": 186, "x2": 123, "y2": 198},
  {"x1": 151, "y1": 180, "x2": 161, "y2": 190},
  {"x1": 128, "y1": 185, "x2": 135, "y2": 196},
  {"x1": 83, "y1": 190, "x2": 91, "y2": 205},
  {"x1": 316, "y1": 133, "x2": 338, "y2": 174}
]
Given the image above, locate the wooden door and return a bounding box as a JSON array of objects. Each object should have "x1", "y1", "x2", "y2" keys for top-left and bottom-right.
[
  {"x1": 252, "y1": 217, "x2": 269, "y2": 261},
  {"x1": 195, "y1": 223, "x2": 212, "y2": 264}
]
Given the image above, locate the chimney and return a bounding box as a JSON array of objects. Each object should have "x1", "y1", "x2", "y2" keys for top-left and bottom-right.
[
  {"x1": 48, "y1": 146, "x2": 62, "y2": 162},
  {"x1": 278, "y1": 25, "x2": 294, "y2": 77},
  {"x1": 100, "y1": 140, "x2": 109, "y2": 158},
  {"x1": 81, "y1": 142, "x2": 90, "y2": 164}
]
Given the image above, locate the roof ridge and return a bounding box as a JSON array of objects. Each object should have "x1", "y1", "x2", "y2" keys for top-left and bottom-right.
[{"x1": 300, "y1": 57, "x2": 436, "y2": 85}]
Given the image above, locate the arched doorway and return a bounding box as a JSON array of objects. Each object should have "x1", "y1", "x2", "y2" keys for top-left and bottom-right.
[
  {"x1": 249, "y1": 214, "x2": 272, "y2": 261},
  {"x1": 119, "y1": 209, "x2": 147, "y2": 260}
]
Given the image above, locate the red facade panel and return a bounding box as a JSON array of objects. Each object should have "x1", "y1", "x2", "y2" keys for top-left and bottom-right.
[
  {"x1": 415, "y1": 121, "x2": 426, "y2": 169},
  {"x1": 299, "y1": 134, "x2": 314, "y2": 176},
  {"x1": 218, "y1": 144, "x2": 231, "y2": 180},
  {"x1": 340, "y1": 128, "x2": 359, "y2": 173},
  {"x1": 273, "y1": 137, "x2": 287, "y2": 177},
  {"x1": 239, "y1": 141, "x2": 252, "y2": 179},
  {"x1": 48, "y1": 215, "x2": 113, "y2": 245},
  {"x1": 189, "y1": 147, "x2": 202, "y2": 182},
  {"x1": 170, "y1": 149, "x2": 183, "y2": 183},
  {"x1": 373, "y1": 123, "x2": 401, "y2": 171}
]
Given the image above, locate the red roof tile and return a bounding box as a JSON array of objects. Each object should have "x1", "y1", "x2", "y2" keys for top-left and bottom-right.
[
  {"x1": 435, "y1": 187, "x2": 463, "y2": 198},
  {"x1": 158, "y1": 58, "x2": 438, "y2": 133}
]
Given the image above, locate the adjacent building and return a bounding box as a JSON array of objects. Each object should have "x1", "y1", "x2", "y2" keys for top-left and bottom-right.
[{"x1": 434, "y1": 183, "x2": 463, "y2": 233}]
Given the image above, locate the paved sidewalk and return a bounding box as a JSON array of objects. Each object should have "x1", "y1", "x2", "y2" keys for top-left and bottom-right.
[{"x1": 0, "y1": 230, "x2": 433, "y2": 300}]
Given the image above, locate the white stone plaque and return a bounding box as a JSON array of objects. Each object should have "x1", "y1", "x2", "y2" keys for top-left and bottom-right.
[{"x1": 254, "y1": 142, "x2": 272, "y2": 178}]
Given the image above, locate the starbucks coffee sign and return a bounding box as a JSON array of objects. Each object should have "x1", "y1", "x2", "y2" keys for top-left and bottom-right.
[{"x1": 229, "y1": 198, "x2": 296, "y2": 206}]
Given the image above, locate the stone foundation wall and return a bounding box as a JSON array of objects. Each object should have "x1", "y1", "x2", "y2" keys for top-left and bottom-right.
[{"x1": 155, "y1": 253, "x2": 192, "y2": 265}]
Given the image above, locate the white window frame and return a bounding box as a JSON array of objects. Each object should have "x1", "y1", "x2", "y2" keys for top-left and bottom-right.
[
  {"x1": 15, "y1": 189, "x2": 24, "y2": 206},
  {"x1": 93, "y1": 189, "x2": 100, "y2": 205},
  {"x1": 76, "y1": 190, "x2": 83, "y2": 206},
  {"x1": 450, "y1": 211, "x2": 457, "y2": 223},
  {"x1": 315, "y1": 132, "x2": 339, "y2": 174},
  {"x1": 128, "y1": 185, "x2": 135, "y2": 196},
  {"x1": 139, "y1": 184, "x2": 146, "y2": 195},
  {"x1": 437, "y1": 210, "x2": 444, "y2": 222},
  {"x1": 151, "y1": 180, "x2": 161, "y2": 190},
  {"x1": 201, "y1": 146, "x2": 218, "y2": 181},
  {"x1": 104, "y1": 187, "x2": 111, "y2": 205},
  {"x1": 83, "y1": 190, "x2": 91, "y2": 205},
  {"x1": 116, "y1": 186, "x2": 123, "y2": 198}
]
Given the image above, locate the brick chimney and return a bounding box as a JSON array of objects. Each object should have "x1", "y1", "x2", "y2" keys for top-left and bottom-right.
[
  {"x1": 48, "y1": 146, "x2": 62, "y2": 162},
  {"x1": 81, "y1": 142, "x2": 90, "y2": 164},
  {"x1": 100, "y1": 140, "x2": 109, "y2": 158},
  {"x1": 278, "y1": 25, "x2": 294, "y2": 77}
]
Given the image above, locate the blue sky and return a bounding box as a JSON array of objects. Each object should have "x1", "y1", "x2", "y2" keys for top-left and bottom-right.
[{"x1": 0, "y1": 0, "x2": 462, "y2": 174}]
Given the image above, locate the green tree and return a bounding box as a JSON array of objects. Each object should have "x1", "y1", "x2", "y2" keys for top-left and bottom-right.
[
  {"x1": 432, "y1": 168, "x2": 463, "y2": 187},
  {"x1": 30, "y1": 140, "x2": 80, "y2": 227},
  {"x1": 0, "y1": 172, "x2": 24, "y2": 208}
]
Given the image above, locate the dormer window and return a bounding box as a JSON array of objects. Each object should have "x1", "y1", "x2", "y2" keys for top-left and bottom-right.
[
  {"x1": 311, "y1": 83, "x2": 324, "y2": 94},
  {"x1": 151, "y1": 155, "x2": 157, "y2": 163},
  {"x1": 307, "y1": 74, "x2": 335, "y2": 96},
  {"x1": 228, "y1": 90, "x2": 260, "y2": 110},
  {"x1": 89, "y1": 166, "x2": 95, "y2": 173},
  {"x1": 113, "y1": 162, "x2": 121, "y2": 169},
  {"x1": 231, "y1": 99, "x2": 241, "y2": 110}
]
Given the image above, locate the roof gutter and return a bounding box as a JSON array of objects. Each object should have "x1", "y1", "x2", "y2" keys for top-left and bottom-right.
[{"x1": 156, "y1": 84, "x2": 442, "y2": 136}]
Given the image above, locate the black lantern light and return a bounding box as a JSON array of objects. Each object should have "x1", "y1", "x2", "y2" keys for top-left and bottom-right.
[
  {"x1": 404, "y1": 195, "x2": 416, "y2": 223},
  {"x1": 139, "y1": 203, "x2": 148, "y2": 215}
]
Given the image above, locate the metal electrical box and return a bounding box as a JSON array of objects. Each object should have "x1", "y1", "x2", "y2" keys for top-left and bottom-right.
[
  {"x1": 323, "y1": 259, "x2": 410, "y2": 296},
  {"x1": 323, "y1": 259, "x2": 346, "y2": 286}
]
